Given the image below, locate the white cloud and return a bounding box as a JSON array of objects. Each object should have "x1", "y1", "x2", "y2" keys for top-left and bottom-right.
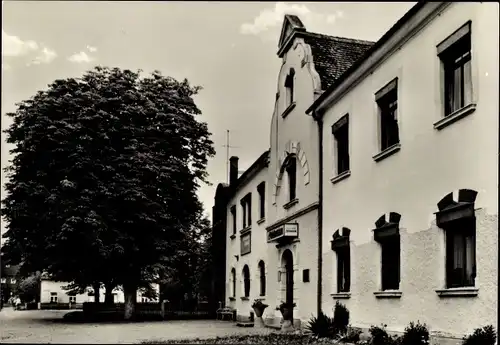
[
  {"x1": 240, "y1": 3, "x2": 345, "y2": 36},
  {"x1": 86, "y1": 45, "x2": 97, "y2": 53},
  {"x1": 2, "y1": 29, "x2": 58, "y2": 68},
  {"x1": 67, "y1": 51, "x2": 95, "y2": 63},
  {"x1": 27, "y1": 47, "x2": 57, "y2": 66},
  {"x1": 2, "y1": 30, "x2": 39, "y2": 57},
  {"x1": 240, "y1": 2, "x2": 310, "y2": 35}
]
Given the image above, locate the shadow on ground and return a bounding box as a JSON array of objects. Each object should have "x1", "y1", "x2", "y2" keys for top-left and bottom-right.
[{"x1": 35, "y1": 311, "x2": 166, "y2": 324}]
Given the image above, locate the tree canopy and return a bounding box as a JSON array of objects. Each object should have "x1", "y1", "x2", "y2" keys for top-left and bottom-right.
[{"x1": 1, "y1": 66, "x2": 215, "y2": 318}]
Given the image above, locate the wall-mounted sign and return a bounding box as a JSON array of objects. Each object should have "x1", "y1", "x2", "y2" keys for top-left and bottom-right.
[
  {"x1": 241, "y1": 232, "x2": 251, "y2": 255},
  {"x1": 267, "y1": 223, "x2": 299, "y2": 242}
]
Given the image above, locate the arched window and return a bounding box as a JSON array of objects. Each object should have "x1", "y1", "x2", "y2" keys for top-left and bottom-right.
[
  {"x1": 284, "y1": 68, "x2": 295, "y2": 107},
  {"x1": 258, "y1": 261, "x2": 266, "y2": 296},
  {"x1": 285, "y1": 156, "x2": 297, "y2": 201},
  {"x1": 231, "y1": 268, "x2": 236, "y2": 298},
  {"x1": 242, "y1": 265, "x2": 250, "y2": 297}
]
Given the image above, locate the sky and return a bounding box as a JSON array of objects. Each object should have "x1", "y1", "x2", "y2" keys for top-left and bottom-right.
[{"x1": 1, "y1": 1, "x2": 415, "y2": 235}]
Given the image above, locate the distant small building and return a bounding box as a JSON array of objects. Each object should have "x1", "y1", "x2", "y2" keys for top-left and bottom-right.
[
  {"x1": 39, "y1": 276, "x2": 160, "y2": 305},
  {"x1": 1, "y1": 265, "x2": 20, "y2": 305}
]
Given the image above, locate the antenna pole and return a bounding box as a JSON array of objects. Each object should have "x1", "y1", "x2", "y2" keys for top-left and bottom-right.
[{"x1": 226, "y1": 130, "x2": 230, "y2": 184}]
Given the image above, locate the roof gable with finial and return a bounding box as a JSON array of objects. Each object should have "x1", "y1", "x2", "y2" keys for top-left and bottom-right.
[{"x1": 278, "y1": 14, "x2": 306, "y2": 54}]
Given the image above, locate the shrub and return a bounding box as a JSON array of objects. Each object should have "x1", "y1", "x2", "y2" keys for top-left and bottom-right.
[
  {"x1": 306, "y1": 311, "x2": 336, "y2": 338},
  {"x1": 369, "y1": 324, "x2": 401, "y2": 345},
  {"x1": 337, "y1": 325, "x2": 362, "y2": 343},
  {"x1": 332, "y1": 301, "x2": 350, "y2": 334},
  {"x1": 462, "y1": 325, "x2": 497, "y2": 345},
  {"x1": 400, "y1": 321, "x2": 429, "y2": 345}
]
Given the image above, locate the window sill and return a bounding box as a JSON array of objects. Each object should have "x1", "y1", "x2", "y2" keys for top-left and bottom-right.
[
  {"x1": 230, "y1": 234, "x2": 236, "y2": 240},
  {"x1": 229, "y1": 297, "x2": 236, "y2": 301},
  {"x1": 257, "y1": 218, "x2": 266, "y2": 225},
  {"x1": 240, "y1": 226, "x2": 252, "y2": 235},
  {"x1": 434, "y1": 103, "x2": 476, "y2": 130},
  {"x1": 240, "y1": 297, "x2": 250, "y2": 301},
  {"x1": 435, "y1": 287, "x2": 478, "y2": 297},
  {"x1": 330, "y1": 292, "x2": 351, "y2": 299},
  {"x1": 373, "y1": 143, "x2": 401, "y2": 163},
  {"x1": 241, "y1": 251, "x2": 251, "y2": 257},
  {"x1": 330, "y1": 170, "x2": 351, "y2": 184},
  {"x1": 374, "y1": 290, "x2": 402, "y2": 298},
  {"x1": 283, "y1": 198, "x2": 299, "y2": 210},
  {"x1": 281, "y1": 102, "x2": 296, "y2": 118}
]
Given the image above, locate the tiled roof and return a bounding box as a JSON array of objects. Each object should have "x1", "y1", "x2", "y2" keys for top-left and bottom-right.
[{"x1": 303, "y1": 31, "x2": 375, "y2": 90}]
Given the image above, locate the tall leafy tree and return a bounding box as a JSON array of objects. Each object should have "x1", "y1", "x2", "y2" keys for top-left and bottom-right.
[{"x1": 2, "y1": 66, "x2": 215, "y2": 319}]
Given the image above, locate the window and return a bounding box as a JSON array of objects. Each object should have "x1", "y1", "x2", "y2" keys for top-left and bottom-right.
[
  {"x1": 436, "y1": 189, "x2": 478, "y2": 289},
  {"x1": 257, "y1": 182, "x2": 266, "y2": 220},
  {"x1": 240, "y1": 194, "x2": 252, "y2": 229},
  {"x1": 302, "y1": 269, "x2": 310, "y2": 283},
  {"x1": 332, "y1": 114, "x2": 350, "y2": 175},
  {"x1": 331, "y1": 228, "x2": 351, "y2": 293},
  {"x1": 10, "y1": 278, "x2": 16, "y2": 284},
  {"x1": 285, "y1": 157, "x2": 297, "y2": 201},
  {"x1": 258, "y1": 261, "x2": 266, "y2": 296},
  {"x1": 376, "y1": 79, "x2": 399, "y2": 151},
  {"x1": 1, "y1": 278, "x2": 6, "y2": 284},
  {"x1": 438, "y1": 22, "x2": 472, "y2": 116},
  {"x1": 242, "y1": 265, "x2": 250, "y2": 298},
  {"x1": 231, "y1": 268, "x2": 236, "y2": 298},
  {"x1": 380, "y1": 236, "x2": 400, "y2": 290},
  {"x1": 445, "y1": 218, "x2": 476, "y2": 288},
  {"x1": 336, "y1": 248, "x2": 351, "y2": 292},
  {"x1": 50, "y1": 292, "x2": 58, "y2": 303},
  {"x1": 69, "y1": 296, "x2": 76, "y2": 303},
  {"x1": 284, "y1": 68, "x2": 295, "y2": 107},
  {"x1": 230, "y1": 206, "x2": 237, "y2": 235},
  {"x1": 373, "y1": 213, "x2": 401, "y2": 292}
]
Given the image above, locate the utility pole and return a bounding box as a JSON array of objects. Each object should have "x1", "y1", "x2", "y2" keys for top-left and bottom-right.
[{"x1": 222, "y1": 130, "x2": 240, "y2": 184}]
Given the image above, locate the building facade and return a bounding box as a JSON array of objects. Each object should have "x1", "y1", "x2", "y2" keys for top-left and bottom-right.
[{"x1": 212, "y1": 2, "x2": 498, "y2": 339}]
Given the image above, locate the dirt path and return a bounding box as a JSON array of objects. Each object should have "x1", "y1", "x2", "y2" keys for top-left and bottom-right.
[{"x1": 0, "y1": 308, "x2": 273, "y2": 344}]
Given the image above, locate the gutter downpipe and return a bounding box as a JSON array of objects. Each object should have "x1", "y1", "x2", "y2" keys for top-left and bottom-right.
[{"x1": 314, "y1": 109, "x2": 323, "y2": 317}]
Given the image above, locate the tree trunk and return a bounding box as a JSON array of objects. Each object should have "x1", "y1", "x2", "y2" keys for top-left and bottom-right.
[
  {"x1": 93, "y1": 283, "x2": 101, "y2": 304},
  {"x1": 123, "y1": 284, "x2": 137, "y2": 320},
  {"x1": 104, "y1": 282, "x2": 115, "y2": 305}
]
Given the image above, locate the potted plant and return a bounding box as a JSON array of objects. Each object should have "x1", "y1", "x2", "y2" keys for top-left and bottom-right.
[
  {"x1": 276, "y1": 301, "x2": 296, "y2": 332},
  {"x1": 251, "y1": 299, "x2": 268, "y2": 328}
]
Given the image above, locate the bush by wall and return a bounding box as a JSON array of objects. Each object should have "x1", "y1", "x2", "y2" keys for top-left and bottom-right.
[{"x1": 462, "y1": 325, "x2": 496, "y2": 345}]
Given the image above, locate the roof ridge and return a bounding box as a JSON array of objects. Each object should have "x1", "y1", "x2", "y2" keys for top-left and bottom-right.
[{"x1": 302, "y1": 31, "x2": 375, "y2": 46}]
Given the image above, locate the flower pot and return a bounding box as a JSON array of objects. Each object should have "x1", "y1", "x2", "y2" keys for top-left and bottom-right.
[
  {"x1": 278, "y1": 305, "x2": 294, "y2": 332},
  {"x1": 252, "y1": 303, "x2": 268, "y2": 318}
]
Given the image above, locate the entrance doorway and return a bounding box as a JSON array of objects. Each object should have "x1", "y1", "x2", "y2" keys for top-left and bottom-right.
[{"x1": 281, "y1": 249, "x2": 294, "y2": 305}]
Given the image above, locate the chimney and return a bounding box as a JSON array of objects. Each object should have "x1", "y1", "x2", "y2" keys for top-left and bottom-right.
[{"x1": 229, "y1": 156, "x2": 239, "y2": 186}]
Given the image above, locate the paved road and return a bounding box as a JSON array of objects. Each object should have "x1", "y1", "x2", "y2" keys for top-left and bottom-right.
[{"x1": 0, "y1": 308, "x2": 273, "y2": 344}]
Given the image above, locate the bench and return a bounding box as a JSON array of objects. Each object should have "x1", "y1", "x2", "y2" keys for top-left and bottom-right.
[{"x1": 216, "y1": 307, "x2": 235, "y2": 321}]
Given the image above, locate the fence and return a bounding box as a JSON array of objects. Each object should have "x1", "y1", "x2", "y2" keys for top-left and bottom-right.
[
  {"x1": 82, "y1": 301, "x2": 213, "y2": 320},
  {"x1": 40, "y1": 302, "x2": 83, "y2": 310}
]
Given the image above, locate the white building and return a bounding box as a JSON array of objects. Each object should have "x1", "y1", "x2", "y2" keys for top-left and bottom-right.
[
  {"x1": 309, "y1": 2, "x2": 498, "y2": 338},
  {"x1": 212, "y1": 2, "x2": 498, "y2": 341},
  {"x1": 40, "y1": 278, "x2": 160, "y2": 305}
]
